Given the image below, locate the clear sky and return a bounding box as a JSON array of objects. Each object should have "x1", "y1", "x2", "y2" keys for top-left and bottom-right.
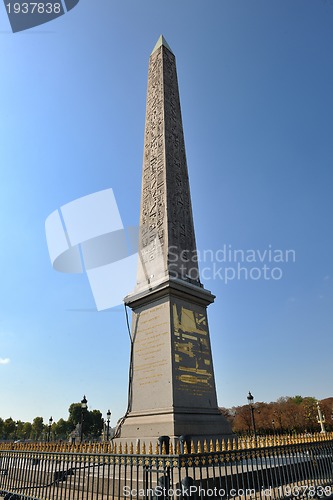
[{"x1": 1, "y1": 0, "x2": 332, "y2": 428}]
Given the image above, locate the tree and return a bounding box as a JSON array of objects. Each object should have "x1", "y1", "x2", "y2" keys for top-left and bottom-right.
[
  {"x1": 226, "y1": 395, "x2": 333, "y2": 435},
  {"x1": 32, "y1": 417, "x2": 44, "y2": 440},
  {"x1": 22, "y1": 422, "x2": 32, "y2": 440},
  {"x1": 88, "y1": 410, "x2": 103, "y2": 439},
  {"x1": 15, "y1": 421, "x2": 26, "y2": 440},
  {"x1": 233, "y1": 405, "x2": 252, "y2": 434},
  {"x1": 319, "y1": 398, "x2": 333, "y2": 432},
  {"x1": 302, "y1": 397, "x2": 317, "y2": 432},
  {"x1": 68, "y1": 403, "x2": 83, "y2": 427},
  {"x1": 53, "y1": 418, "x2": 73, "y2": 440},
  {"x1": 67, "y1": 402, "x2": 104, "y2": 439},
  {"x1": 3, "y1": 418, "x2": 16, "y2": 439}
]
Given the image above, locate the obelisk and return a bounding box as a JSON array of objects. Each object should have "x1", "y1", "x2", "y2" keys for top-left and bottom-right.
[{"x1": 119, "y1": 36, "x2": 232, "y2": 443}]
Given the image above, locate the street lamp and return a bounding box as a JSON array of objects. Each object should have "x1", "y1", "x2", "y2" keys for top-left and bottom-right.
[
  {"x1": 80, "y1": 395, "x2": 88, "y2": 442},
  {"x1": 247, "y1": 391, "x2": 257, "y2": 444},
  {"x1": 106, "y1": 410, "x2": 111, "y2": 441},
  {"x1": 272, "y1": 419, "x2": 276, "y2": 435},
  {"x1": 48, "y1": 416, "x2": 53, "y2": 442}
]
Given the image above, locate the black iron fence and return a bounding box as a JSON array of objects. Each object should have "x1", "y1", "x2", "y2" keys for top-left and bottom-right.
[{"x1": 1, "y1": 436, "x2": 333, "y2": 500}]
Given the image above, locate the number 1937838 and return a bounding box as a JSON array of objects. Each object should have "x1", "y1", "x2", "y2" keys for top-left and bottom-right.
[{"x1": 6, "y1": 2, "x2": 62, "y2": 14}]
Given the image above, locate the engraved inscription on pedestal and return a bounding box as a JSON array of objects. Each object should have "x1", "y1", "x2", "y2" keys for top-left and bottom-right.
[{"x1": 130, "y1": 298, "x2": 172, "y2": 413}]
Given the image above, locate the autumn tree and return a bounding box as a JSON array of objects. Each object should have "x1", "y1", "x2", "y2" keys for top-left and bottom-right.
[
  {"x1": 319, "y1": 398, "x2": 333, "y2": 431},
  {"x1": 228, "y1": 395, "x2": 332, "y2": 435}
]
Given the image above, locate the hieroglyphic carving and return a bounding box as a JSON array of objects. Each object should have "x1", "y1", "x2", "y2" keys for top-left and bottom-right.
[
  {"x1": 137, "y1": 43, "x2": 200, "y2": 287},
  {"x1": 163, "y1": 48, "x2": 199, "y2": 282},
  {"x1": 139, "y1": 49, "x2": 165, "y2": 277}
]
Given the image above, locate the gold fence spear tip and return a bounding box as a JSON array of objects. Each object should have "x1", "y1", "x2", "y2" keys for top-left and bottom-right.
[
  {"x1": 114, "y1": 443, "x2": 118, "y2": 454},
  {"x1": 155, "y1": 442, "x2": 159, "y2": 455},
  {"x1": 129, "y1": 442, "x2": 134, "y2": 455},
  {"x1": 203, "y1": 440, "x2": 208, "y2": 453},
  {"x1": 119, "y1": 443, "x2": 123, "y2": 454},
  {"x1": 215, "y1": 439, "x2": 220, "y2": 452},
  {"x1": 209, "y1": 439, "x2": 214, "y2": 453},
  {"x1": 142, "y1": 442, "x2": 146, "y2": 455},
  {"x1": 124, "y1": 442, "x2": 128, "y2": 454},
  {"x1": 232, "y1": 438, "x2": 237, "y2": 451},
  {"x1": 227, "y1": 439, "x2": 232, "y2": 451},
  {"x1": 169, "y1": 442, "x2": 174, "y2": 455},
  {"x1": 190, "y1": 440, "x2": 195, "y2": 454},
  {"x1": 197, "y1": 440, "x2": 202, "y2": 454},
  {"x1": 176, "y1": 441, "x2": 181, "y2": 455},
  {"x1": 162, "y1": 442, "x2": 166, "y2": 455},
  {"x1": 184, "y1": 441, "x2": 188, "y2": 454},
  {"x1": 148, "y1": 442, "x2": 153, "y2": 455},
  {"x1": 136, "y1": 441, "x2": 140, "y2": 455},
  {"x1": 221, "y1": 439, "x2": 226, "y2": 451}
]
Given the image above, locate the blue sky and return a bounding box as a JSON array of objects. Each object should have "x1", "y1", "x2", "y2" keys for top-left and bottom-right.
[{"x1": 1, "y1": 0, "x2": 332, "y2": 427}]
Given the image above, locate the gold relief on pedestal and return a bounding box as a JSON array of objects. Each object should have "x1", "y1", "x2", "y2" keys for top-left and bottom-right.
[{"x1": 172, "y1": 303, "x2": 214, "y2": 395}]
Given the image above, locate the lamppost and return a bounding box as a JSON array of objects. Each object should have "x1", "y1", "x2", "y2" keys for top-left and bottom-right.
[
  {"x1": 48, "y1": 416, "x2": 53, "y2": 442},
  {"x1": 272, "y1": 419, "x2": 276, "y2": 435},
  {"x1": 80, "y1": 395, "x2": 88, "y2": 442},
  {"x1": 106, "y1": 410, "x2": 111, "y2": 441},
  {"x1": 247, "y1": 391, "x2": 257, "y2": 444}
]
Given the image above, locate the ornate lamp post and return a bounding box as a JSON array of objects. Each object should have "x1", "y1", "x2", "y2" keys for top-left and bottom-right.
[
  {"x1": 106, "y1": 410, "x2": 111, "y2": 441},
  {"x1": 48, "y1": 416, "x2": 53, "y2": 442},
  {"x1": 80, "y1": 395, "x2": 88, "y2": 442},
  {"x1": 247, "y1": 391, "x2": 257, "y2": 444}
]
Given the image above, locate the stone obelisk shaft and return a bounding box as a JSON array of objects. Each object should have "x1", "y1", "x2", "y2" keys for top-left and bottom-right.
[{"x1": 136, "y1": 36, "x2": 199, "y2": 290}]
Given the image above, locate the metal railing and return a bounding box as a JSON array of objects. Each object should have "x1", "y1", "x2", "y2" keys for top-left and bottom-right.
[{"x1": 1, "y1": 435, "x2": 333, "y2": 500}]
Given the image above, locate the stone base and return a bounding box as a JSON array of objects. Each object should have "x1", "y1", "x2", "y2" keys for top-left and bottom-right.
[{"x1": 115, "y1": 408, "x2": 233, "y2": 448}]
